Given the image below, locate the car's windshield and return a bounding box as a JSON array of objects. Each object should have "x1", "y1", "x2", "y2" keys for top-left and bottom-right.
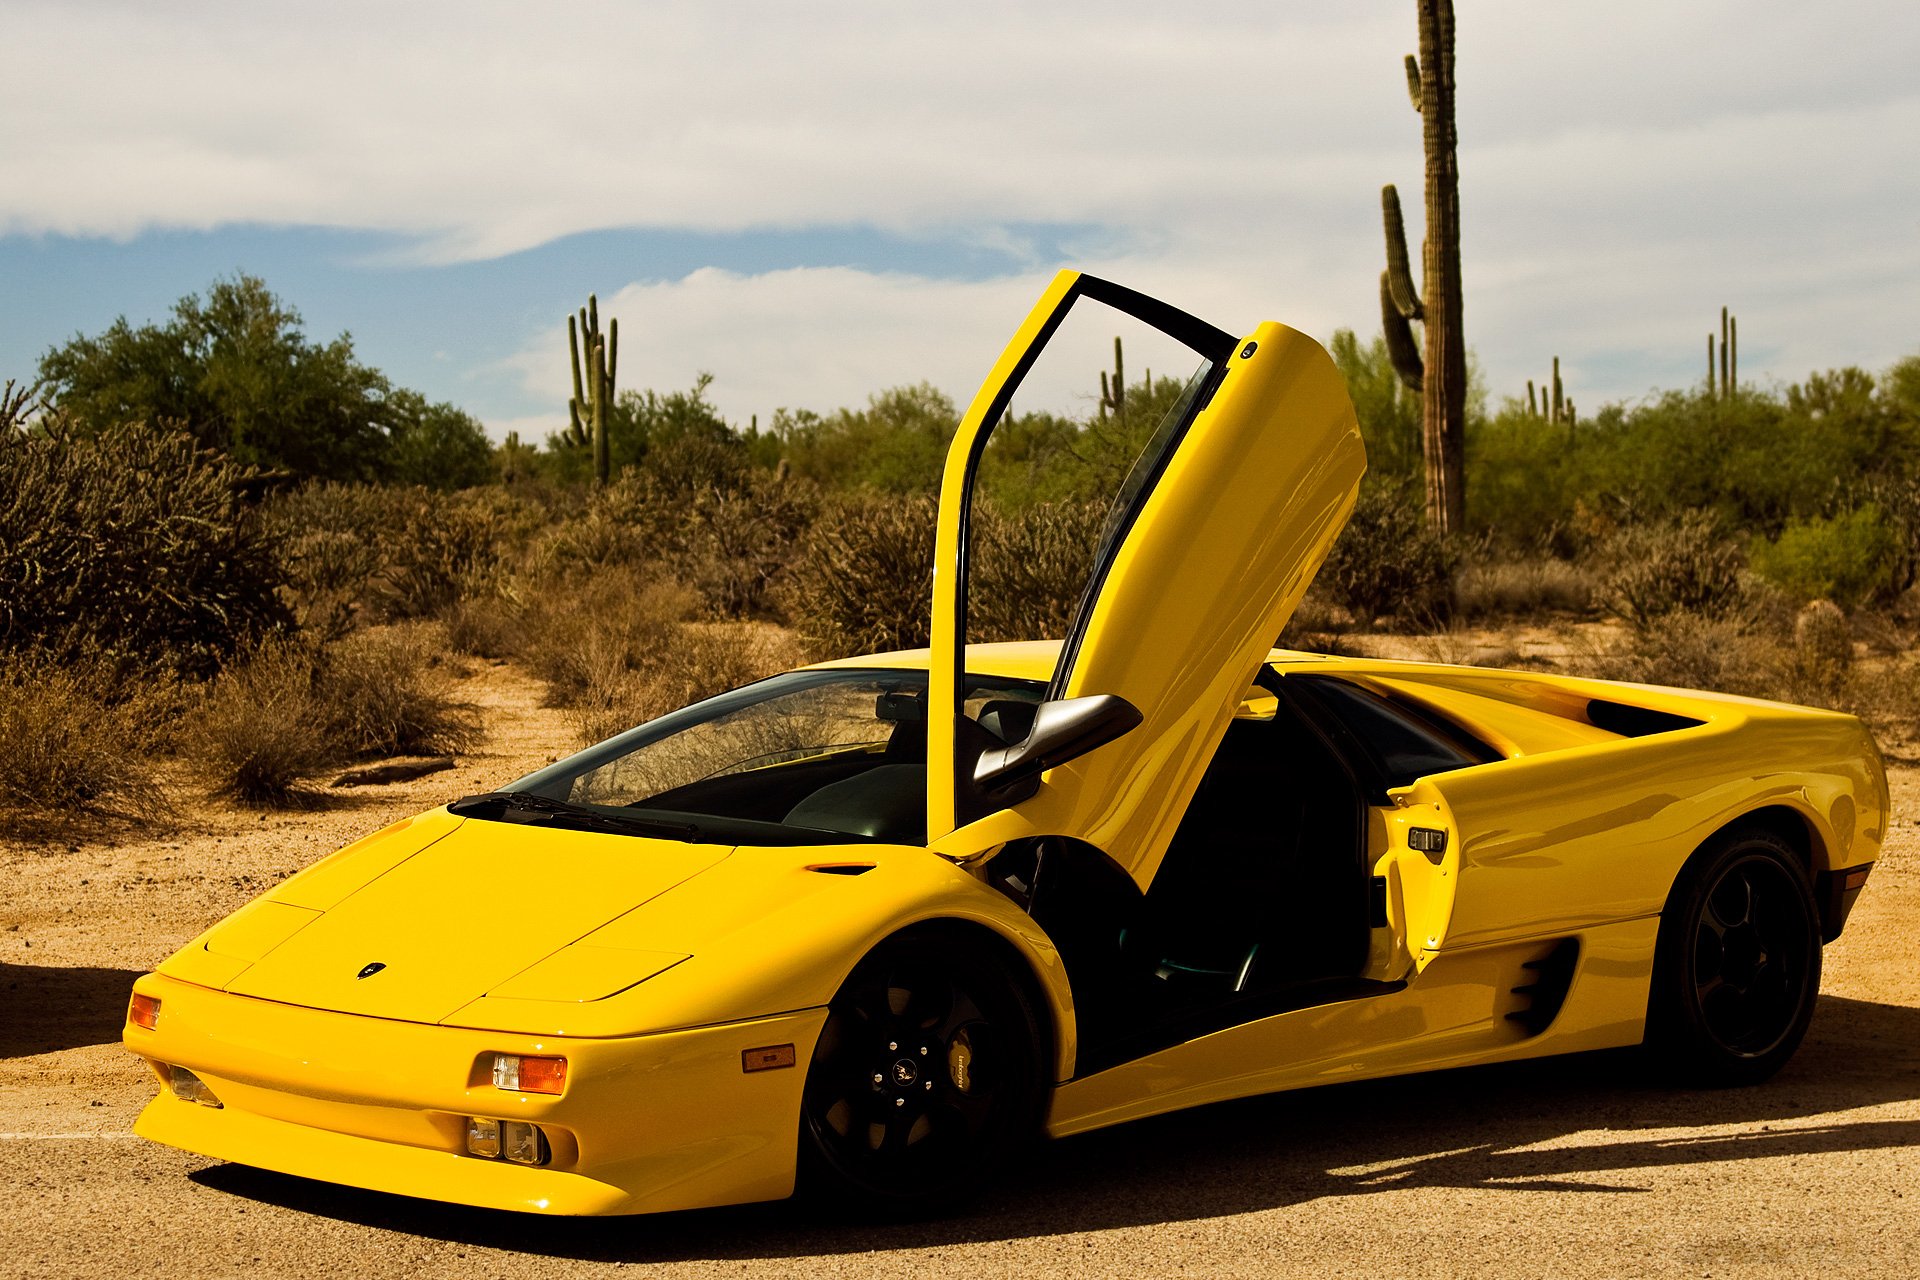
[{"x1": 497, "y1": 667, "x2": 1044, "y2": 845}]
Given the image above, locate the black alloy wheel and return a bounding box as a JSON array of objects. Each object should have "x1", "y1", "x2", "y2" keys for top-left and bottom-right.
[
  {"x1": 799, "y1": 926, "x2": 1044, "y2": 1213},
  {"x1": 1648, "y1": 826, "x2": 1821, "y2": 1086}
]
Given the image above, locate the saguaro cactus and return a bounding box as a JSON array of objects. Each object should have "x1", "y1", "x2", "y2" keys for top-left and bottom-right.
[
  {"x1": 1099, "y1": 337, "x2": 1126, "y2": 418},
  {"x1": 565, "y1": 295, "x2": 619, "y2": 485},
  {"x1": 1376, "y1": 0, "x2": 1466, "y2": 535},
  {"x1": 1706, "y1": 306, "x2": 1738, "y2": 401}
]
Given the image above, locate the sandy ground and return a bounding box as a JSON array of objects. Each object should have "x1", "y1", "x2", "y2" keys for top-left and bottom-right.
[{"x1": 2, "y1": 657, "x2": 1916, "y2": 1279}]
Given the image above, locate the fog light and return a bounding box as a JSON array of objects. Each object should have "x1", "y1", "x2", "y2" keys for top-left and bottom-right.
[
  {"x1": 167, "y1": 1066, "x2": 222, "y2": 1108},
  {"x1": 501, "y1": 1120, "x2": 546, "y2": 1166},
  {"x1": 492, "y1": 1053, "x2": 567, "y2": 1095},
  {"x1": 129, "y1": 993, "x2": 161, "y2": 1030},
  {"x1": 465, "y1": 1116, "x2": 501, "y2": 1158}
]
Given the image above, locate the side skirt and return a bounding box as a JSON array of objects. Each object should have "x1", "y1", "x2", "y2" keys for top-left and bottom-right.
[{"x1": 1045, "y1": 915, "x2": 1659, "y2": 1139}]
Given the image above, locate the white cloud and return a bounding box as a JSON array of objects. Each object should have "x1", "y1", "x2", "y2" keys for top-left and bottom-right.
[{"x1": 8, "y1": 0, "x2": 1920, "y2": 412}]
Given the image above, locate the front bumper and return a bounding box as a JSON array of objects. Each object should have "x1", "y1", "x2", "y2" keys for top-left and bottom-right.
[{"x1": 124, "y1": 973, "x2": 827, "y2": 1216}]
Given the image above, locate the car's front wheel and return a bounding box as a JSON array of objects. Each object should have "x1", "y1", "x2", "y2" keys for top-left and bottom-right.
[
  {"x1": 1647, "y1": 825, "x2": 1822, "y2": 1086},
  {"x1": 799, "y1": 925, "x2": 1045, "y2": 1214}
]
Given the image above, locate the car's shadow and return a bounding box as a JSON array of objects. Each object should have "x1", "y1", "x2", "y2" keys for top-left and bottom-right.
[
  {"x1": 190, "y1": 993, "x2": 1920, "y2": 1259},
  {"x1": 0, "y1": 961, "x2": 145, "y2": 1057}
]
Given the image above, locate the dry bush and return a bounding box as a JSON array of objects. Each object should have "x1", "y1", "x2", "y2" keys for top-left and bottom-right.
[
  {"x1": 376, "y1": 489, "x2": 513, "y2": 620},
  {"x1": 670, "y1": 480, "x2": 820, "y2": 618},
  {"x1": 444, "y1": 588, "x2": 531, "y2": 659},
  {"x1": 1793, "y1": 600, "x2": 1853, "y2": 671},
  {"x1": 0, "y1": 420, "x2": 290, "y2": 677},
  {"x1": 1843, "y1": 660, "x2": 1920, "y2": 741},
  {"x1": 190, "y1": 636, "x2": 338, "y2": 803},
  {"x1": 1317, "y1": 488, "x2": 1456, "y2": 630},
  {"x1": 0, "y1": 658, "x2": 168, "y2": 834},
  {"x1": 320, "y1": 623, "x2": 482, "y2": 759},
  {"x1": 273, "y1": 484, "x2": 539, "y2": 628},
  {"x1": 1575, "y1": 609, "x2": 1785, "y2": 698},
  {"x1": 1601, "y1": 512, "x2": 1745, "y2": 627},
  {"x1": 779, "y1": 494, "x2": 937, "y2": 659},
  {"x1": 970, "y1": 501, "x2": 1106, "y2": 643},
  {"x1": 571, "y1": 623, "x2": 807, "y2": 746},
  {"x1": 521, "y1": 570, "x2": 698, "y2": 707},
  {"x1": 271, "y1": 484, "x2": 392, "y2": 638},
  {"x1": 1455, "y1": 557, "x2": 1596, "y2": 620}
]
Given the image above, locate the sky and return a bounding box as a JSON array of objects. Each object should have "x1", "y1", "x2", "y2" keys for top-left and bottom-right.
[{"x1": 4, "y1": 1, "x2": 1917, "y2": 440}]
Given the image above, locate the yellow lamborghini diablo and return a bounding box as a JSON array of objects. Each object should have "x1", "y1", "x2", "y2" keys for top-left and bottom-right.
[{"x1": 125, "y1": 272, "x2": 1887, "y2": 1217}]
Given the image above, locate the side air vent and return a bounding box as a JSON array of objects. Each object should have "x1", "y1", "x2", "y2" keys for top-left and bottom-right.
[
  {"x1": 1505, "y1": 939, "x2": 1580, "y2": 1036},
  {"x1": 1587, "y1": 699, "x2": 1703, "y2": 738},
  {"x1": 806, "y1": 863, "x2": 875, "y2": 876}
]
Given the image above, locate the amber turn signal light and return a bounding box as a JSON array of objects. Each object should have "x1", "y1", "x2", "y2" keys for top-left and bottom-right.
[
  {"x1": 129, "y1": 993, "x2": 161, "y2": 1030},
  {"x1": 492, "y1": 1053, "x2": 567, "y2": 1094}
]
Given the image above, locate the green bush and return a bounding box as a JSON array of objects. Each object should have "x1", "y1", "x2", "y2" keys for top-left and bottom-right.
[
  {"x1": 1316, "y1": 488, "x2": 1456, "y2": 628},
  {"x1": 1750, "y1": 506, "x2": 1901, "y2": 606},
  {"x1": 0, "y1": 420, "x2": 290, "y2": 676},
  {"x1": 1602, "y1": 512, "x2": 1745, "y2": 627}
]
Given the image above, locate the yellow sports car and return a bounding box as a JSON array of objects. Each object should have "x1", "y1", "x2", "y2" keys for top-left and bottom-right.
[{"x1": 124, "y1": 272, "x2": 1887, "y2": 1217}]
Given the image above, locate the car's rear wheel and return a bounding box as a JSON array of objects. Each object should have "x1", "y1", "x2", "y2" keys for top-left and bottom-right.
[
  {"x1": 1647, "y1": 826, "x2": 1821, "y2": 1085},
  {"x1": 799, "y1": 926, "x2": 1045, "y2": 1214}
]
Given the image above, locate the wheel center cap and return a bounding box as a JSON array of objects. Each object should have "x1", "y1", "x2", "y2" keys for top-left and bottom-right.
[{"x1": 890, "y1": 1058, "x2": 919, "y2": 1087}]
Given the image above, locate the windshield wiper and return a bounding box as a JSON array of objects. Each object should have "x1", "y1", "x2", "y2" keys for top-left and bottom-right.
[{"x1": 448, "y1": 791, "x2": 702, "y2": 842}]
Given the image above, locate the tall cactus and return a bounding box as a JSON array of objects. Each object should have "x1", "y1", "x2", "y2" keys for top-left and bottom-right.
[
  {"x1": 1376, "y1": 0, "x2": 1466, "y2": 535},
  {"x1": 564, "y1": 294, "x2": 618, "y2": 485},
  {"x1": 1098, "y1": 336, "x2": 1126, "y2": 418},
  {"x1": 1706, "y1": 306, "x2": 1738, "y2": 401}
]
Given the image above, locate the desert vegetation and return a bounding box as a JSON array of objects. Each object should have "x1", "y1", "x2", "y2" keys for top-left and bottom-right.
[{"x1": 5, "y1": 273, "x2": 1920, "y2": 840}]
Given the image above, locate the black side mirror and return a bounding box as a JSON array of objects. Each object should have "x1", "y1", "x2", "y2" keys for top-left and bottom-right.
[{"x1": 971, "y1": 694, "x2": 1143, "y2": 793}]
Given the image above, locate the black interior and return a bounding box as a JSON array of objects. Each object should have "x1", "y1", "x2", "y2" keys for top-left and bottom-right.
[
  {"x1": 997, "y1": 681, "x2": 1382, "y2": 1072},
  {"x1": 1125, "y1": 699, "x2": 1371, "y2": 995}
]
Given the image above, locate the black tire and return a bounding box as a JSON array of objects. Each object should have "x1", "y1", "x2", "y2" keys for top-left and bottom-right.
[
  {"x1": 798, "y1": 925, "x2": 1046, "y2": 1215},
  {"x1": 1646, "y1": 825, "x2": 1822, "y2": 1086}
]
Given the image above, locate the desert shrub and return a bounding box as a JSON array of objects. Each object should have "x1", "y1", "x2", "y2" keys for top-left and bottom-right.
[
  {"x1": 191, "y1": 636, "x2": 338, "y2": 802},
  {"x1": 1454, "y1": 556, "x2": 1596, "y2": 620},
  {"x1": 320, "y1": 623, "x2": 482, "y2": 758},
  {"x1": 0, "y1": 657, "x2": 167, "y2": 833},
  {"x1": 376, "y1": 489, "x2": 510, "y2": 620},
  {"x1": 1316, "y1": 488, "x2": 1456, "y2": 629},
  {"x1": 1793, "y1": 600, "x2": 1853, "y2": 670},
  {"x1": 273, "y1": 484, "x2": 537, "y2": 627},
  {"x1": 1577, "y1": 608, "x2": 1787, "y2": 699},
  {"x1": 444, "y1": 588, "x2": 531, "y2": 659},
  {"x1": 1843, "y1": 659, "x2": 1920, "y2": 738},
  {"x1": 571, "y1": 623, "x2": 806, "y2": 745},
  {"x1": 1750, "y1": 505, "x2": 1901, "y2": 607},
  {"x1": 780, "y1": 494, "x2": 937, "y2": 658},
  {"x1": 969, "y1": 501, "x2": 1106, "y2": 642},
  {"x1": 0, "y1": 420, "x2": 290, "y2": 676},
  {"x1": 1602, "y1": 512, "x2": 1745, "y2": 627},
  {"x1": 271, "y1": 483, "x2": 398, "y2": 636},
  {"x1": 521, "y1": 570, "x2": 697, "y2": 707}
]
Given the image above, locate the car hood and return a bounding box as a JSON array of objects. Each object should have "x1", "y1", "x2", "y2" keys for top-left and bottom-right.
[{"x1": 198, "y1": 812, "x2": 731, "y2": 1024}]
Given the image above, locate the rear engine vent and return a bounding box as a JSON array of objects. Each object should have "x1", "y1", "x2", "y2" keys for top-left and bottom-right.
[
  {"x1": 1506, "y1": 939, "x2": 1580, "y2": 1036},
  {"x1": 1586, "y1": 699, "x2": 1703, "y2": 738}
]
